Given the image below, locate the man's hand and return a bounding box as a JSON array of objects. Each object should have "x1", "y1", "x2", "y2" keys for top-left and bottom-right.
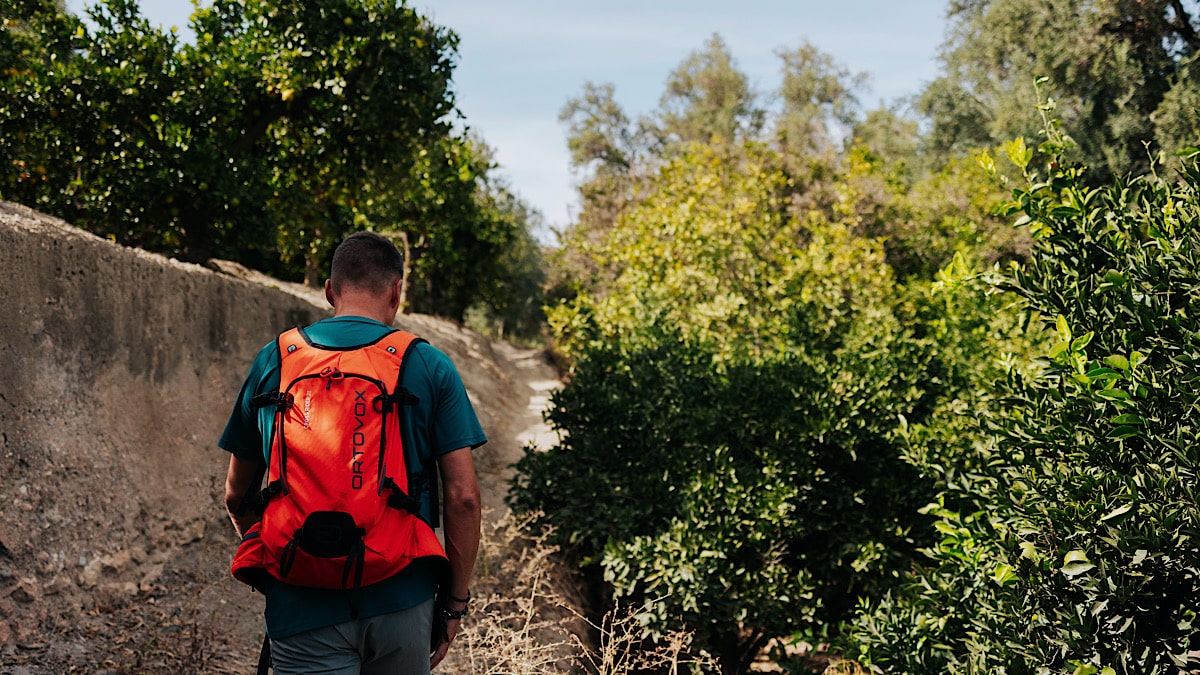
[
  {"x1": 430, "y1": 613, "x2": 463, "y2": 669},
  {"x1": 430, "y1": 591, "x2": 469, "y2": 669}
]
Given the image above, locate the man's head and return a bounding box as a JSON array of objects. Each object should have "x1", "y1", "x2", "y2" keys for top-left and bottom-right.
[
  {"x1": 328, "y1": 232, "x2": 404, "y2": 296},
  {"x1": 325, "y1": 232, "x2": 405, "y2": 323}
]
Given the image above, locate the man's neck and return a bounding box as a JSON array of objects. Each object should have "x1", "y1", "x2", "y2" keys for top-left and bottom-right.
[
  {"x1": 325, "y1": 281, "x2": 398, "y2": 325},
  {"x1": 332, "y1": 304, "x2": 393, "y2": 324}
]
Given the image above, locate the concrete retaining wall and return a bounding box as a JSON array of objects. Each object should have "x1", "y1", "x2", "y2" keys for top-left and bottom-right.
[
  {"x1": 0, "y1": 202, "x2": 327, "y2": 649},
  {"x1": 0, "y1": 200, "x2": 327, "y2": 527}
]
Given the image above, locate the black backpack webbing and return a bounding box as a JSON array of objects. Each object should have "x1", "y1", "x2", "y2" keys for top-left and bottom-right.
[{"x1": 256, "y1": 634, "x2": 270, "y2": 675}]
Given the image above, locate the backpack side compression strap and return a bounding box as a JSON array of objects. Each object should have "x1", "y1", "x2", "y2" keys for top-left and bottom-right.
[{"x1": 386, "y1": 335, "x2": 444, "y2": 528}]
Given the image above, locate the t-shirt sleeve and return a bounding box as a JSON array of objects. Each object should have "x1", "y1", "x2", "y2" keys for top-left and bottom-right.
[
  {"x1": 421, "y1": 343, "x2": 487, "y2": 456},
  {"x1": 218, "y1": 342, "x2": 280, "y2": 461}
]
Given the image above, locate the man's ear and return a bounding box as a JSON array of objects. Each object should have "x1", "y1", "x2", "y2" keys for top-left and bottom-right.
[
  {"x1": 324, "y1": 279, "x2": 336, "y2": 308},
  {"x1": 389, "y1": 277, "x2": 403, "y2": 310}
]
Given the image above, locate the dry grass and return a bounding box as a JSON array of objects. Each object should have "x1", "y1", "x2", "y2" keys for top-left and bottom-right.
[
  {"x1": 574, "y1": 600, "x2": 717, "y2": 675},
  {"x1": 440, "y1": 512, "x2": 583, "y2": 673},
  {"x1": 441, "y1": 512, "x2": 716, "y2": 674},
  {"x1": 822, "y1": 659, "x2": 870, "y2": 675}
]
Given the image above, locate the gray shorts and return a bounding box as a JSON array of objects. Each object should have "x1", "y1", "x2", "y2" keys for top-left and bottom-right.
[{"x1": 269, "y1": 598, "x2": 434, "y2": 674}]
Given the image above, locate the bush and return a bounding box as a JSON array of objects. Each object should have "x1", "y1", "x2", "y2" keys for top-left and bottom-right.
[
  {"x1": 516, "y1": 138, "x2": 1014, "y2": 673},
  {"x1": 852, "y1": 127, "x2": 1200, "y2": 673},
  {"x1": 512, "y1": 314, "x2": 940, "y2": 673}
]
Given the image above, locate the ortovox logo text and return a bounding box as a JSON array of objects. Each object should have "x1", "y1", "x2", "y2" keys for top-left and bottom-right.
[{"x1": 350, "y1": 390, "x2": 367, "y2": 489}]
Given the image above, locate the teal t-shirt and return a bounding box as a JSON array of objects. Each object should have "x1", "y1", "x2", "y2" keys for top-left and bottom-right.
[{"x1": 218, "y1": 316, "x2": 487, "y2": 638}]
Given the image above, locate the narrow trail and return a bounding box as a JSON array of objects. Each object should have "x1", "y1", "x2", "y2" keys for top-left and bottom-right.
[{"x1": 473, "y1": 340, "x2": 562, "y2": 524}]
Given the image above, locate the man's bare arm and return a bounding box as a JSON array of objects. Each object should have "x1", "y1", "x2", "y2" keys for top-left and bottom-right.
[
  {"x1": 440, "y1": 446, "x2": 481, "y2": 598},
  {"x1": 431, "y1": 446, "x2": 481, "y2": 667},
  {"x1": 224, "y1": 454, "x2": 266, "y2": 537}
]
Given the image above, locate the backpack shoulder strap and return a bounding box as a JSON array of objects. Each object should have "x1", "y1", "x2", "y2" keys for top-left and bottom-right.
[
  {"x1": 376, "y1": 329, "x2": 423, "y2": 360},
  {"x1": 249, "y1": 328, "x2": 305, "y2": 410},
  {"x1": 276, "y1": 326, "x2": 307, "y2": 358},
  {"x1": 375, "y1": 330, "x2": 426, "y2": 408},
  {"x1": 376, "y1": 331, "x2": 442, "y2": 526}
]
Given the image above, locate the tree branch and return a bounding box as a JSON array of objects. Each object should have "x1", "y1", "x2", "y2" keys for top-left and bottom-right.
[
  {"x1": 229, "y1": 87, "x2": 320, "y2": 156},
  {"x1": 1171, "y1": 0, "x2": 1198, "y2": 51}
]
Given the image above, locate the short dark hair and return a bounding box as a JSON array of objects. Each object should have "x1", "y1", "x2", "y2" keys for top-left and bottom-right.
[{"x1": 329, "y1": 232, "x2": 404, "y2": 295}]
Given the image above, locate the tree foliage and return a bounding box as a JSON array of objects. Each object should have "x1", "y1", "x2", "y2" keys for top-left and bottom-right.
[
  {"x1": 658, "y1": 33, "x2": 763, "y2": 146},
  {"x1": 552, "y1": 81, "x2": 652, "y2": 302},
  {"x1": 463, "y1": 164, "x2": 547, "y2": 342},
  {"x1": 513, "y1": 137, "x2": 1007, "y2": 672},
  {"x1": 551, "y1": 36, "x2": 889, "y2": 321},
  {"x1": 923, "y1": 0, "x2": 1200, "y2": 179},
  {"x1": 853, "y1": 108, "x2": 1200, "y2": 674},
  {"x1": 0, "y1": 0, "x2": 538, "y2": 322},
  {"x1": 524, "y1": 31, "x2": 1037, "y2": 672},
  {"x1": 775, "y1": 41, "x2": 868, "y2": 160},
  {"x1": 527, "y1": 14, "x2": 1200, "y2": 674}
]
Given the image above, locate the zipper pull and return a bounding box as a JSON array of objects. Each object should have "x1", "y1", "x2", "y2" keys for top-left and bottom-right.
[{"x1": 320, "y1": 367, "x2": 344, "y2": 390}]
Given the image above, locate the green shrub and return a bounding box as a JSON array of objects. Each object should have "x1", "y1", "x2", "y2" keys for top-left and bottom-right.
[
  {"x1": 516, "y1": 138, "x2": 1019, "y2": 674},
  {"x1": 512, "y1": 313, "x2": 941, "y2": 673},
  {"x1": 852, "y1": 127, "x2": 1200, "y2": 673}
]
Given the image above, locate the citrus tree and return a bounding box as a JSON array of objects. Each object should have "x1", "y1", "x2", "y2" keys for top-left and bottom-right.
[
  {"x1": 1, "y1": 0, "x2": 531, "y2": 321},
  {"x1": 853, "y1": 114, "x2": 1200, "y2": 674}
]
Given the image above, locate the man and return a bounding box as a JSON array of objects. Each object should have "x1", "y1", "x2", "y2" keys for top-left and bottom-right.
[{"x1": 220, "y1": 231, "x2": 484, "y2": 673}]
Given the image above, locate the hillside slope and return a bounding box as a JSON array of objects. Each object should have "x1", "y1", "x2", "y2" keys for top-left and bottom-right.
[{"x1": 0, "y1": 202, "x2": 559, "y2": 673}]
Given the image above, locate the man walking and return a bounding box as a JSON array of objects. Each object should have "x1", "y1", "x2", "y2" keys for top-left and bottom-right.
[{"x1": 220, "y1": 231, "x2": 484, "y2": 673}]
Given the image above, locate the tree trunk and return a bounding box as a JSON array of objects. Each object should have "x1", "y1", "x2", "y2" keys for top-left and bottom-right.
[
  {"x1": 304, "y1": 255, "x2": 321, "y2": 288},
  {"x1": 396, "y1": 230, "x2": 412, "y2": 313},
  {"x1": 179, "y1": 214, "x2": 213, "y2": 266},
  {"x1": 304, "y1": 226, "x2": 324, "y2": 288}
]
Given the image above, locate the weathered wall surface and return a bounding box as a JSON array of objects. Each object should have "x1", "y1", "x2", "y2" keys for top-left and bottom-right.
[
  {"x1": 0, "y1": 202, "x2": 331, "y2": 668},
  {"x1": 0, "y1": 200, "x2": 326, "y2": 545}
]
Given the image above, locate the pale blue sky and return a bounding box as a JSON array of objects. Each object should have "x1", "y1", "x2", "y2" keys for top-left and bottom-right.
[{"x1": 69, "y1": 0, "x2": 951, "y2": 239}]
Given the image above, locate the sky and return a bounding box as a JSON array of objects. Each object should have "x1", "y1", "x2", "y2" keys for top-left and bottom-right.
[{"x1": 67, "y1": 0, "x2": 952, "y2": 241}]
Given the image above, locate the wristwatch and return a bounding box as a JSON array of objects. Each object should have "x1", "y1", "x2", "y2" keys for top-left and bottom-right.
[
  {"x1": 439, "y1": 589, "x2": 470, "y2": 621},
  {"x1": 439, "y1": 604, "x2": 468, "y2": 621}
]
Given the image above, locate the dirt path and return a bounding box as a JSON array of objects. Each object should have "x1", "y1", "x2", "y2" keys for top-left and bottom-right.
[{"x1": 470, "y1": 340, "x2": 562, "y2": 524}]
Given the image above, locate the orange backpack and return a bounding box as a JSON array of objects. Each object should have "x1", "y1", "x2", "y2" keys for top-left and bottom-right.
[{"x1": 231, "y1": 327, "x2": 447, "y2": 596}]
